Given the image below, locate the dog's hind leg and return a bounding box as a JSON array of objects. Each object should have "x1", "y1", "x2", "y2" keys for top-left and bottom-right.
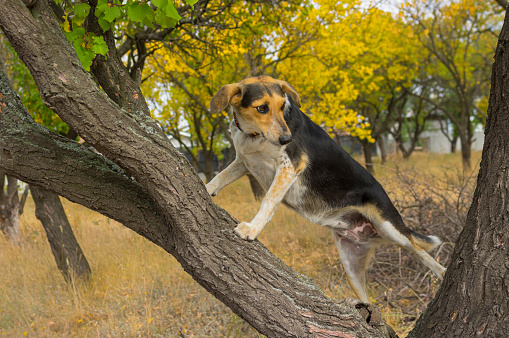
[
  {"x1": 333, "y1": 232, "x2": 376, "y2": 303},
  {"x1": 376, "y1": 221, "x2": 446, "y2": 279}
]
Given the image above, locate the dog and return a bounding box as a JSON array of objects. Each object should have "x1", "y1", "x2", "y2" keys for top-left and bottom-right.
[{"x1": 206, "y1": 75, "x2": 446, "y2": 303}]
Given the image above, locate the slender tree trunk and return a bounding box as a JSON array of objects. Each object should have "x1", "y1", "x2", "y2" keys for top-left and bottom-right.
[
  {"x1": 30, "y1": 185, "x2": 91, "y2": 282},
  {"x1": 377, "y1": 135, "x2": 387, "y2": 164},
  {"x1": 459, "y1": 134, "x2": 472, "y2": 171},
  {"x1": 450, "y1": 133, "x2": 458, "y2": 153},
  {"x1": 0, "y1": 170, "x2": 27, "y2": 241},
  {"x1": 410, "y1": 10, "x2": 509, "y2": 337},
  {"x1": 363, "y1": 142, "x2": 375, "y2": 175},
  {"x1": 203, "y1": 150, "x2": 215, "y2": 183},
  {"x1": 401, "y1": 143, "x2": 415, "y2": 159}
]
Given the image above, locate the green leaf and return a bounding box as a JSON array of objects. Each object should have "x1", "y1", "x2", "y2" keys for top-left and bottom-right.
[
  {"x1": 65, "y1": 24, "x2": 85, "y2": 42},
  {"x1": 73, "y1": 3, "x2": 91, "y2": 26},
  {"x1": 142, "y1": 10, "x2": 156, "y2": 28},
  {"x1": 102, "y1": 5, "x2": 121, "y2": 23},
  {"x1": 151, "y1": 0, "x2": 167, "y2": 8},
  {"x1": 95, "y1": 0, "x2": 110, "y2": 15},
  {"x1": 73, "y1": 16, "x2": 87, "y2": 27},
  {"x1": 162, "y1": 0, "x2": 181, "y2": 21},
  {"x1": 127, "y1": 3, "x2": 154, "y2": 23},
  {"x1": 97, "y1": 17, "x2": 112, "y2": 31},
  {"x1": 152, "y1": 0, "x2": 181, "y2": 20},
  {"x1": 155, "y1": 8, "x2": 177, "y2": 28},
  {"x1": 75, "y1": 46, "x2": 95, "y2": 71},
  {"x1": 183, "y1": 0, "x2": 198, "y2": 6},
  {"x1": 91, "y1": 36, "x2": 109, "y2": 57},
  {"x1": 71, "y1": 36, "x2": 84, "y2": 51}
]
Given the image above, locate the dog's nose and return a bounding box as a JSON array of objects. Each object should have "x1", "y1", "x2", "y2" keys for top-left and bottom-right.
[{"x1": 279, "y1": 134, "x2": 292, "y2": 145}]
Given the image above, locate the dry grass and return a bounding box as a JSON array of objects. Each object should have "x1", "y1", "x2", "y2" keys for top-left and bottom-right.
[{"x1": 0, "y1": 151, "x2": 481, "y2": 337}]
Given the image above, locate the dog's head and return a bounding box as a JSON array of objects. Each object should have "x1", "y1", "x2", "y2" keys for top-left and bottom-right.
[{"x1": 210, "y1": 76, "x2": 300, "y2": 146}]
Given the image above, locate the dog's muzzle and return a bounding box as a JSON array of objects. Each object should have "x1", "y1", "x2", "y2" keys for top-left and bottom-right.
[{"x1": 279, "y1": 134, "x2": 293, "y2": 145}]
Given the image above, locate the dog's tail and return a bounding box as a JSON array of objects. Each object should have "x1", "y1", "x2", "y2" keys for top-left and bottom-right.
[{"x1": 409, "y1": 229, "x2": 442, "y2": 253}]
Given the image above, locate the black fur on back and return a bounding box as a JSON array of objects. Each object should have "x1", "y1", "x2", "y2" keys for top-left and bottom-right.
[{"x1": 283, "y1": 96, "x2": 411, "y2": 236}]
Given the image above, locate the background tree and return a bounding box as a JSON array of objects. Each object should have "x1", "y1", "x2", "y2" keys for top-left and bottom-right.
[
  {"x1": 403, "y1": 0, "x2": 501, "y2": 170},
  {"x1": 389, "y1": 86, "x2": 434, "y2": 159},
  {"x1": 142, "y1": 0, "x2": 318, "y2": 181},
  {"x1": 0, "y1": 170, "x2": 28, "y2": 241},
  {"x1": 409, "y1": 5, "x2": 509, "y2": 336},
  {"x1": 277, "y1": 3, "x2": 421, "y2": 173}
]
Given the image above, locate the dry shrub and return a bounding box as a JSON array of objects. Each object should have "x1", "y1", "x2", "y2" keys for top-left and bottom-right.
[
  {"x1": 0, "y1": 197, "x2": 263, "y2": 337},
  {"x1": 369, "y1": 158, "x2": 479, "y2": 324}
]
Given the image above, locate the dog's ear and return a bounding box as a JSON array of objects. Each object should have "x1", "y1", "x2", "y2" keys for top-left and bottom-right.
[
  {"x1": 280, "y1": 81, "x2": 301, "y2": 108},
  {"x1": 210, "y1": 84, "x2": 242, "y2": 114}
]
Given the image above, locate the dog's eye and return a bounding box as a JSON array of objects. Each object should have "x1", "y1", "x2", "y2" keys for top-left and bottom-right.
[
  {"x1": 256, "y1": 104, "x2": 269, "y2": 114},
  {"x1": 281, "y1": 102, "x2": 286, "y2": 111}
]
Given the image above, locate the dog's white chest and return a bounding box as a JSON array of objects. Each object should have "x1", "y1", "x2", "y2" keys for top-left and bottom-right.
[
  {"x1": 234, "y1": 135, "x2": 282, "y2": 191},
  {"x1": 231, "y1": 124, "x2": 307, "y2": 210}
]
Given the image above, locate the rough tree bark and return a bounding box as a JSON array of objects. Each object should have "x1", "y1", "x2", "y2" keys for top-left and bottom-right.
[
  {"x1": 0, "y1": 170, "x2": 28, "y2": 241},
  {"x1": 30, "y1": 185, "x2": 91, "y2": 282},
  {"x1": 0, "y1": 1, "x2": 393, "y2": 337},
  {"x1": 410, "y1": 9, "x2": 509, "y2": 337}
]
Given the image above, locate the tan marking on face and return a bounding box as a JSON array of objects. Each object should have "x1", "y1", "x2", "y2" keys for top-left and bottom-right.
[
  {"x1": 238, "y1": 75, "x2": 281, "y2": 86},
  {"x1": 237, "y1": 93, "x2": 290, "y2": 143},
  {"x1": 237, "y1": 76, "x2": 300, "y2": 107},
  {"x1": 210, "y1": 76, "x2": 300, "y2": 143}
]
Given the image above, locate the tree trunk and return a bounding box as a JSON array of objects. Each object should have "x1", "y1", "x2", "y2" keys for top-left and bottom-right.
[
  {"x1": 202, "y1": 150, "x2": 215, "y2": 183},
  {"x1": 450, "y1": 133, "x2": 458, "y2": 153},
  {"x1": 410, "y1": 10, "x2": 509, "y2": 337},
  {"x1": 459, "y1": 133, "x2": 472, "y2": 171},
  {"x1": 30, "y1": 185, "x2": 91, "y2": 282},
  {"x1": 377, "y1": 135, "x2": 387, "y2": 164},
  {"x1": 0, "y1": 170, "x2": 27, "y2": 241},
  {"x1": 363, "y1": 141, "x2": 375, "y2": 175},
  {"x1": 0, "y1": 2, "x2": 392, "y2": 336}
]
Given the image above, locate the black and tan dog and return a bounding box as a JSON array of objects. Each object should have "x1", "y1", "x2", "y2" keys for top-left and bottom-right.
[{"x1": 206, "y1": 75, "x2": 446, "y2": 303}]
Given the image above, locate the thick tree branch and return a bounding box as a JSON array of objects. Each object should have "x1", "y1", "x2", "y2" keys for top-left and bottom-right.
[
  {"x1": 0, "y1": 1, "x2": 391, "y2": 336},
  {"x1": 84, "y1": 2, "x2": 150, "y2": 116},
  {"x1": 0, "y1": 75, "x2": 168, "y2": 246}
]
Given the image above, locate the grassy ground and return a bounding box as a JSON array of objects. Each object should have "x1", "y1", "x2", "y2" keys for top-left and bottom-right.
[{"x1": 0, "y1": 151, "x2": 481, "y2": 337}]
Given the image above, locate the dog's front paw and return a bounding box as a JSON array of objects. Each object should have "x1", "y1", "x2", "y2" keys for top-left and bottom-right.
[{"x1": 234, "y1": 222, "x2": 259, "y2": 241}]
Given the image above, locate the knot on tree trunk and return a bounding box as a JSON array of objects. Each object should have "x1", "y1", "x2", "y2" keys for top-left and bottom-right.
[{"x1": 341, "y1": 298, "x2": 399, "y2": 338}]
